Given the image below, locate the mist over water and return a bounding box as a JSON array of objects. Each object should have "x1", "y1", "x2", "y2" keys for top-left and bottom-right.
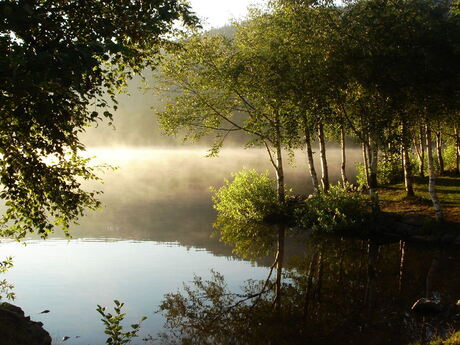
[
  {"x1": 75, "y1": 147, "x2": 362, "y2": 245},
  {"x1": 76, "y1": 72, "x2": 364, "y2": 247}
]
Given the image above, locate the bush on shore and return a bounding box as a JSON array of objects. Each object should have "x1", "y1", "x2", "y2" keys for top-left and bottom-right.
[
  {"x1": 294, "y1": 184, "x2": 369, "y2": 233},
  {"x1": 211, "y1": 170, "x2": 369, "y2": 236}
]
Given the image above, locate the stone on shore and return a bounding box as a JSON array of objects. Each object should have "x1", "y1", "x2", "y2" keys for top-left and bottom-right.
[{"x1": 0, "y1": 302, "x2": 52, "y2": 345}]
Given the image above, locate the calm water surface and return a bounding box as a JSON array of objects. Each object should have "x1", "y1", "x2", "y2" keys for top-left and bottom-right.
[
  {"x1": 1, "y1": 148, "x2": 458, "y2": 344},
  {"x1": 3, "y1": 147, "x2": 334, "y2": 344}
]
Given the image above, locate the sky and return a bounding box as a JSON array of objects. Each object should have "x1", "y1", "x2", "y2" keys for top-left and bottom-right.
[{"x1": 189, "y1": 0, "x2": 262, "y2": 28}]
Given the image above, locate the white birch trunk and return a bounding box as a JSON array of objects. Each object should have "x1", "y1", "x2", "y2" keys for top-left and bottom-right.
[
  {"x1": 362, "y1": 138, "x2": 370, "y2": 187},
  {"x1": 426, "y1": 124, "x2": 443, "y2": 221},
  {"x1": 317, "y1": 123, "x2": 329, "y2": 192},
  {"x1": 305, "y1": 124, "x2": 319, "y2": 192},
  {"x1": 368, "y1": 136, "x2": 380, "y2": 213},
  {"x1": 402, "y1": 121, "x2": 414, "y2": 197}
]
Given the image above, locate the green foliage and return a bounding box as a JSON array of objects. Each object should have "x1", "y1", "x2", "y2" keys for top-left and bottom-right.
[
  {"x1": 356, "y1": 153, "x2": 404, "y2": 186},
  {"x1": 154, "y1": 0, "x2": 460, "y2": 225},
  {"x1": 0, "y1": 257, "x2": 14, "y2": 301},
  {"x1": 96, "y1": 300, "x2": 146, "y2": 345},
  {"x1": 443, "y1": 143, "x2": 458, "y2": 171},
  {"x1": 0, "y1": 152, "x2": 103, "y2": 239},
  {"x1": 154, "y1": 26, "x2": 300, "y2": 158},
  {"x1": 340, "y1": 0, "x2": 460, "y2": 107},
  {"x1": 211, "y1": 169, "x2": 280, "y2": 223},
  {"x1": 211, "y1": 169, "x2": 282, "y2": 258},
  {"x1": 430, "y1": 331, "x2": 460, "y2": 345},
  {"x1": 408, "y1": 331, "x2": 460, "y2": 345},
  {"x1": 294, "y1": 185, "x2": 368, "y2": 233},
  {"x1": 411, "y1": 138, "x2": 458, "y2": 176},
  {"x1": 0, "y1": 0, "x2": 197, "y2": 239},
  {"x1": 355, "y1": 163, "x2": 368, "y2": 187},
  {"x1": 412, "y1": 149, "x2": 450, "y2": 177},
  {"x1": 153, "y1": 8, "x2": 327, "y2": 166}
]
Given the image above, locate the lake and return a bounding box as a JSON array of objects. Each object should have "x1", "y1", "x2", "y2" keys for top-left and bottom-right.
[{"x1": 1, "y1": 148, "x2": 458, "y2": 345}]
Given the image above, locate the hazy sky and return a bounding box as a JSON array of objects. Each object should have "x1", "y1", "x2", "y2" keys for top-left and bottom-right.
[{"x1": 189, "y1": 0, "x2": 261, "y2": 28}]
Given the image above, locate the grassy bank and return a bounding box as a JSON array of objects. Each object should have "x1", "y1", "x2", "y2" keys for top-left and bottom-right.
[
  {"x1": 379, "y1": 176, "x2": 460, "y2": 224},
  {"x1": 410, "y1": 331, "x2": 460, "y2": 345}
]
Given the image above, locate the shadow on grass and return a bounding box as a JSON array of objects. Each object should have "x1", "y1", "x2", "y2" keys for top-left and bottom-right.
[
  {"x1": 433, "y1": 176, "x2": 460, "y2": 187},
  {"x1": 413, "y1": 176, "x2": 460, "y2": 187}
]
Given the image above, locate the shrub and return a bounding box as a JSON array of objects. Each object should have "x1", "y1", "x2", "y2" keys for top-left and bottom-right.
[
  {"x1": 294, "y1": 184, "x2": 369, "y2": 233},
  {"x1": 413, "y1": 150, "x2": 440, "y2": 176},
  {"x1": 211, "y1": 169, "x2": 283, "y2": 259},
  {"x1": 96, "y1": 300, "x2": 146, "y2": 345},
  {"x1": 211, "y1": 169, "x2": 281, "y2": 222},
  {"x1": 0, "y1": 257, "x2": 14, "y2": 301},
  {"x1": 356, "y1": 153, "x2": 404, "y2": 186},
  {"x1": 443, "y1": 143, "x2": 458, "y2": 172},
  {"x1": 416, "y1": 143, "x2": 457, "y2": 175},
  {"x1": 355, "y1": 162, "x2": 368, "y2": 187}
]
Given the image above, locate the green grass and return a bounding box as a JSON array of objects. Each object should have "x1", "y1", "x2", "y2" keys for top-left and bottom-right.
[
  {"x1": 409, "y1": 331, "x2": 460, "y2": 345},
  {"x1": 379, "y1": 176, "x2": 460, "y2": 223}
]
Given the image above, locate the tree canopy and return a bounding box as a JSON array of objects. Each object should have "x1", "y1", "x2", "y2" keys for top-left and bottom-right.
[
  {"x1": 0, "y1": 0, "x2": 197, "y2": 239},
  {"x1": 154, "y1": 0, "x2": 460, "y2": 220}
]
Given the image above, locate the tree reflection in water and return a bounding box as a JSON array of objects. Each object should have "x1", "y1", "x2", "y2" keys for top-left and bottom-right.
[{"x1": 157, "y1": 219, "x2": 459, "y2": 345}]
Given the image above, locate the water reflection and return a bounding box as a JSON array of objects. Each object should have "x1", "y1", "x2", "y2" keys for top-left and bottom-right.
[
  {"x1": 159, "y1": 235, "x2": 460, "y2": 345},
  {"x1": 1, "y1": 240, "x2": 269, "y2": 344}
]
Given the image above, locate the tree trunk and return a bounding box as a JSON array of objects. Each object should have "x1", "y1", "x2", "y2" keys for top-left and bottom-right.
[
  {"x1": 274, "y1": 117, "x2": 285, "y2": 203},
  {"x1": 317, "y1": 123, "x2": 329, "y2": 192},
  {"x1": 275, "y1": 143, "x2": 285, "y2": 203},
  {"x1": 455, "y1": 125, "x2": 459, "y2": 175},
  {"x1": 368, "y1": 136, "x2": 380, "y2": 213},
  {"x1": 402, "y1": 121, "x2": 414, "y2": 197},
  {"x1": 435, "y1": 130, "x2": 444, "y2": 175},
  {"x1": 304, "y1": 123, "x2": 319, "y2": 192},
  {"x1": 418, "y1": 126, "x2": 426, "y2": 178},
  {"x1": 274, "y1": 115, "x2": 285, "y2": 315},
  {"x1": 340, "y1": 124, "x2": 348, "y2": 186},
  {"x1": 362, "y1": 139, "x2": 370, "y2": 187},
  {"x1": 274, "y1": 224, "x2": 285, "y2": 315},
  {"x1": 426, "y1": 124, "x2": 443, "y2": 221}
]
